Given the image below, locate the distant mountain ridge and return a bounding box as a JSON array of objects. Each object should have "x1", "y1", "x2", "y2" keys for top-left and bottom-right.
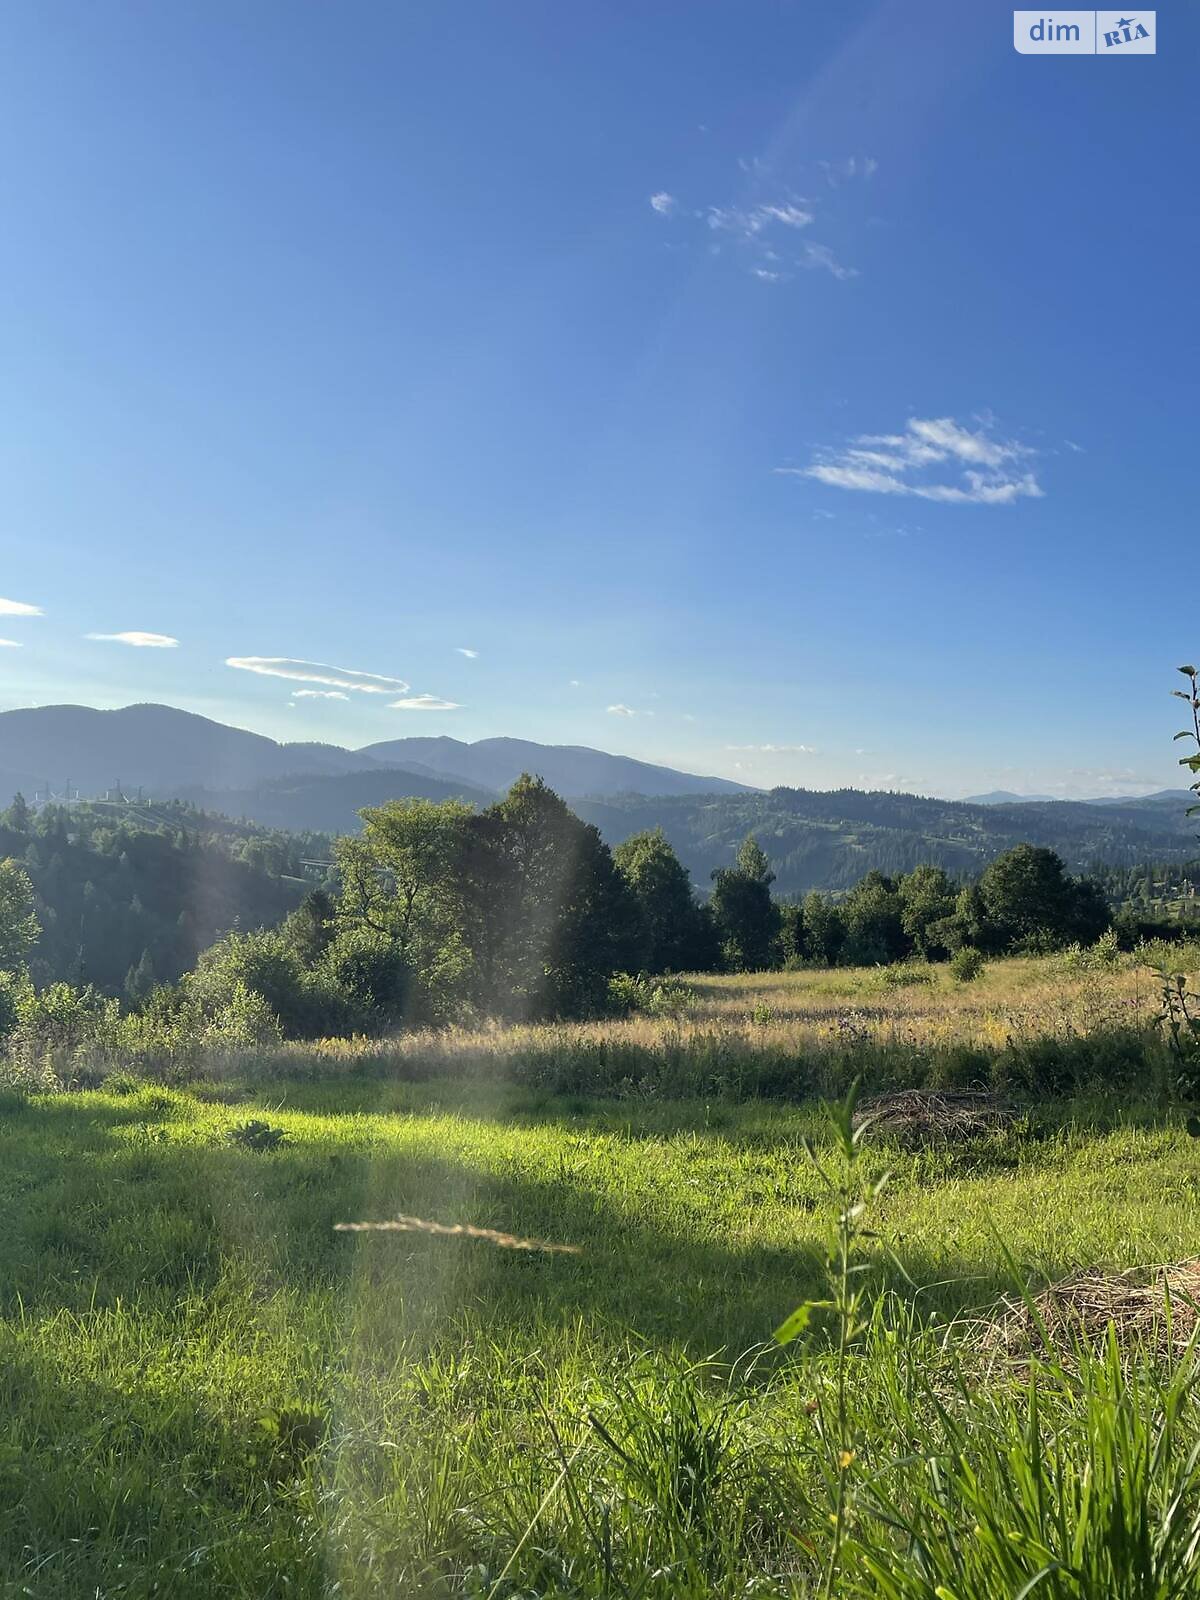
[
  {"x1": 0, "y1": 702, "x2": 753, "y2": 805},
  {"x1": 358, "y1": 734, "x2": 751, "y2": 799},
  {"x1": 963, "y1": 790, "x2": 1055, "y2": 805}
]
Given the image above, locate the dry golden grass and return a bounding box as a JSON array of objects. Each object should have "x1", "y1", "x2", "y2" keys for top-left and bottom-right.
[{"x1": 290, "y1": 953, "x2": 1158, "y2": 1071}]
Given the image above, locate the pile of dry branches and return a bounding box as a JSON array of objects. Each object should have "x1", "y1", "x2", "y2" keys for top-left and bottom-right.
[{"x1": 853, "y1": 1089, "x2": 1015, "y2": 1144}]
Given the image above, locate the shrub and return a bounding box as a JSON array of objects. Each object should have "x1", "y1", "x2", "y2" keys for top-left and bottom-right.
[
  {"x1": 607, "y1": 972, "x2": 695, "y2": 1019},
  {"x1": 316, "y1": 928, "x2": 409, "y2": 1029},
  {"x1": 950, "y1": 946, "x2": 985, "y2": 983},
  {"x1": 200, "y1": 981, "x2": 283, "y2": 1052},
  {"x1": 228, "y1": 1119, "x2": 288, "y2": 1151},
  {"x1": 870, "y1": 962, "x2": 935, "y2": 991}
]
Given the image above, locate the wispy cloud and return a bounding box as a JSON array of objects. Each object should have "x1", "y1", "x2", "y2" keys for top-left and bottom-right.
[
  {"x1": 227, "y1": 657, "x2": 410, "y2": 694},
  {"x1": 798, "y1": 242, "x2": 856, "y2": 280},
  {"x1": 0, "y1": 597, "x2": 43, "y2": 616},
  {"x1": 87, "y1": 631, "x2": 179, "y2": 648},
  {"x1": 818, "y1": 155, "x2": 878, "y2": 187},
  {"x1": 455, "y1": 647, "x2": 479, "y2": 659},
  {"x1": 782, "y1": 416, "x2": 1043, "y2": 505},
  {"x1": 292, "y1": 688, "x2": 349, "y2": 701},
  {"x1": 389, "y1": 695, "x2": 462, "y2": 711},
  {"x1": 650, "y1": 164, "x2": 865, "y2": 284},
  {"x1": 0, "y1": 639, "x2": 22, "y2": 649},
  {"x1": 706, "y1": 201, "x2": 813, "y2": 234},
  {"x1": 607, "y1": 704, "x2": 637, "y2": 717},
  {"x1": 726, "y1": 743, "x2": 817, "y2": 754}
]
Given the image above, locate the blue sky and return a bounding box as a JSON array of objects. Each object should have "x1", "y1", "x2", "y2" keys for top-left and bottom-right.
[{"x1": 0, "y1": 1, "x2": 1194, "y2": 798}]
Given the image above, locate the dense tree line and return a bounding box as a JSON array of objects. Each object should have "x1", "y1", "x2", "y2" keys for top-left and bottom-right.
[{"x1": 0, "y1": 777, "x2": 1145, "y2": 1056}]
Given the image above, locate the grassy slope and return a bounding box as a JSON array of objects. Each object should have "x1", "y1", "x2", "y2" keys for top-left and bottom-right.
[{"x1": 5, "y1": 960, "x2": 1200, "y2": 1596}]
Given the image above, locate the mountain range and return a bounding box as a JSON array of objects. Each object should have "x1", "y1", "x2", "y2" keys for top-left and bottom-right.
[
  {"x1": 0, "y1": 703, "x2": 751, "y2": 803},
  {"x1": 3, "y1": 702, "x2": 1195, "y2": 897}
]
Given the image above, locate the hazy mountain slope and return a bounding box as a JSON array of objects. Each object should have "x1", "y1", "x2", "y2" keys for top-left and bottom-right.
[
  {"x1": 0, "y1": 703, "x2": 381, "y2": 794},
  {"x1": 171, "y1": 767, "x2": 498, "y2": 834},
  {"x1": 358, "y1": 734, "x2": 754, "y2": 798},
  {"x1": 963, "y1": 790, "x2": 1054, "y2": 804},
  {"x1": 0, "y1": 704, "x2": 754, "y2": 804}
]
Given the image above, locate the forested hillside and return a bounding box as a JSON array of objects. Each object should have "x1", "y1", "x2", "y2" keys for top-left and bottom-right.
[
  {"x1": 0, "y1": 797, "x2": 327, "y2": 996},
  {"x1": 578, "y1": 788, "x2": 1200, "y2": 895},
  {"x1": 142, "y1": 778, "x2": 1200, "y2": 896}
]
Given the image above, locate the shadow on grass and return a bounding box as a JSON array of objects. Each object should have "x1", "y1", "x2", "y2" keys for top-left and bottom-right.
[{"x1": 0, "y1": 1087, "x2": 1162, "y2": 1359}]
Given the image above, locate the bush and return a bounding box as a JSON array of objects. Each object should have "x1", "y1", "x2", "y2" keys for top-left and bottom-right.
[
  {"x1": 950, "y1": 946, "x2": 986, "y2": 983},
  {"x1": 1060, "y1": 929, "x2": 1123, "y2": 973},
  {"x1": 870, "y1": 962, "x2": 936, "y2": 991},
  {"x1": 607, "y1": 973, "x2": 695, "y2": 1018},
  {"x1": 8, "y1": 981, "x2": 120, "y2": 1079},
  {"x1": 316, "y1": 928, "x2": 409, "y2": 1029}
]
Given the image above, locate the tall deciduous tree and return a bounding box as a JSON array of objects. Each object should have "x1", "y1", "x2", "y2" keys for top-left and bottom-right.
[
  {"x1": 710, "y1": 835, "x2": 780, "y2": 971},
  {"x1": 461, "y1": 775, "x2": 641, "y2": 1018},
  {"x1": 613, "y1": 827, "x2": 711, "y2": 973}
]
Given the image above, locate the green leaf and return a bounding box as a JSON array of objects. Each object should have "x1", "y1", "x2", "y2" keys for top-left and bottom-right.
[
  {"x1": 1179, "y1": 665, "x2": 1197, "y2": 676},
  {"x1": 774, "y1": 1301, "x2": 820, "y2": 1346}
]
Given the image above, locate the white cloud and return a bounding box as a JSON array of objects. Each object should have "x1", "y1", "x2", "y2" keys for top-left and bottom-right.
[
  {"x1": 0, "y1": 638, "x2": 22, "y2": 648},
  {"x1": 0, "y1": 597, "x2": 43, "y2": 616},
  {"x1": 784, "y1": 415, "x2": 1043, "y2": 505},
  {"x1": 293, "y1": 689, "x2": 350, "y2": 701},
  {"x1": 707, "y1": 201, "x2": 813, "y2": 236},
  {"x1": 607, "y1": 704, "x2": 637, "y2": 717},
  {"x1": 389, "y1": 695, "x2": 462, "y2": 711},
  {"x1": 455, "y1": 647, "x2": 479, "y2": 659},
  {"x1": 798, "y1": 242, "x2": 857, "y2": 280},
  {"x1": 726, "y1": 743, "x2": 817, "y2": 754},
  {"x1": 87, "y1": 631, "x2": 178, "y2": 648},
  {"x1": 569, "y1": 679, "x2": 581, "y2": 688},
  {"x1": 227, "y1": 657, "x2": 409, "y2": 694},
  {"x1": 652, "y1": 176, "x2": 858, "y2": 284}
]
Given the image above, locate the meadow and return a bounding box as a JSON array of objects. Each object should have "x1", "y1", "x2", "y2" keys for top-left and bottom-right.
[{"x1": 4, "y1": 953, "x2": 1200, "y2": 1597}]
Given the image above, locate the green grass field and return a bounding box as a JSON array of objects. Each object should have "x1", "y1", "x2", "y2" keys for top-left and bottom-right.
[{"x1": 5, "y1": 959, "x2": 1200, "y2": 1597}]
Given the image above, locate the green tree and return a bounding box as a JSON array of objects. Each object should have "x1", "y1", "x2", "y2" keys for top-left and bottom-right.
[
  {"x1": 613, "y1": 827, "x2": 710, "y2": 973},
  {"x1": 317, "y1": 927, "x2": 409, "y2": 1027},
  {"x1": 281, "y1": 888, "x2": 338, "y2": 966},
  {"x1": 336, "y1": 798, "x2": 474, "y2": 1021},
  {"x1": 1, "y1": 793, "x2": 32, "y2": 833},
  {"x1": 801, "y1": 890, "x2": 846, "y2": 966},
  {"x1": 187, "y1": 929, "x2": 315, "y2": 1037},
  {"x1": 0, "y1": 858, "x2": 40, "y2": 972},
  {"x1": 461, "y1": 776, "x2": 641, "y2": 1018},
  {"x1": 840, "y1": 870, "x2": 906, "y2": 965},
  {"x1": 898, "y1": 864, "x2": 957, "y2": 959},
  {"x1": 979, "y1": 844, "x2": 1108, "y2": 951},
  {"x1": 710, "y1": 835, "x2": 780, "y2": 971},
  {"x1": 123, "y1": 947, "x2": 157, "y2": 1008}
]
